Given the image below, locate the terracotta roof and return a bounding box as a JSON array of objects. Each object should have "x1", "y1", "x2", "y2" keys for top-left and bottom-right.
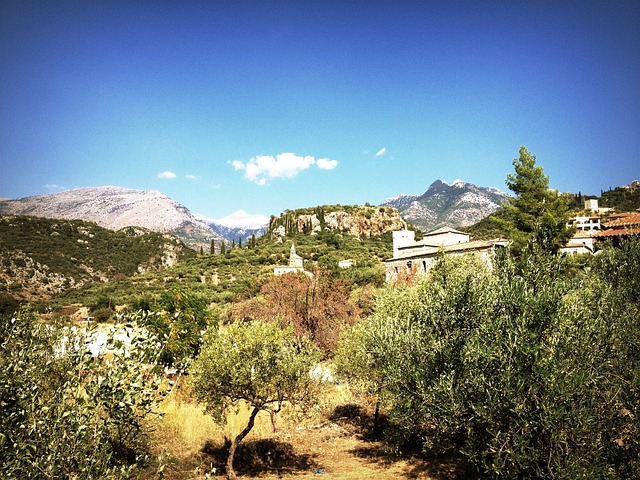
[
  {"x1": 595, "y1": 227, "x2": 640, "y2": 237},
  {"x1": 604, "y1": 213, "x2": 640, "y2": 228}
]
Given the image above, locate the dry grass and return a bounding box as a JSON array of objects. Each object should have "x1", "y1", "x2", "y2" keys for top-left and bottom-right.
[{"x1": 146, "y1": 381, "x2": 472, "y2": 480}]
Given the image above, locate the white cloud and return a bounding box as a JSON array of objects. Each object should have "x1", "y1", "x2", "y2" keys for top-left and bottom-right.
[
  {"x1": 45, "y1": 184, "x2": 66, "y2": 192},
  {"x1": 375, "y1": 147, "x2": 386, "y2": 157},
  {"x1": 157, "y1": 171, "x2": 177, "y2": 179},
  {"x1": 231, "y1": 153, "x2": 323, "y2": 185},
  {"x1": 317, "y1": 158, "x2": 339, "y2": 170},
  {"x1": 185, "y1": 174, "x2": 199, "y2": 180}
]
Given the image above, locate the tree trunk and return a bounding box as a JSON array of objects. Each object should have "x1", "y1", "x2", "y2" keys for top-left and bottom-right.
[
  {"x1": 373, "y1": 387, "x2": 382, "y2": 440},
  {"x1": 226, "y1": 406, "x2": 260, "y2": 480}
]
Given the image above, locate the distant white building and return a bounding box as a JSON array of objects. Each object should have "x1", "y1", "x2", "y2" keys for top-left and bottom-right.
[
  {"x1": 583, "y1": 198, "x2": 612, "y2": 214},
  {"x1": 274, "y1": 243, "x2": 306, "y2": 275}
]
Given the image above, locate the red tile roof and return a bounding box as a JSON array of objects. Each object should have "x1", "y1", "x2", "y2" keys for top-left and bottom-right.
[
  {"x1": 604, "y1": 213, "x2": 640, "y2": 228},
  {"x1": 595, "y1": 227, "x2": 640, "y2": 237}
]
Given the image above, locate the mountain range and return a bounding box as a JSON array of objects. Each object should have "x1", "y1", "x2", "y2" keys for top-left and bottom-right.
[
  {"x1": 0, "y1": 180, "x2": 508, "y2": 249},
  {"x1": 382, "y1": 179, "x2": 509, "y2": 232}
]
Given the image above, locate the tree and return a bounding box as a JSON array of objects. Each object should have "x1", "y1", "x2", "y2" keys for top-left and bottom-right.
[
  {"x1": 139, "y1": 286, "x2": 210, "y2": 365},
  {"x1": 220, "y1": 241, "x2": 226, "y2": 255},
  {"x1": 190, "y1": 321, "x2": 320, "y2": 480},
  {"x1": 210, "y1": 238, "x2": 215, "y2": 254},
  {"x1": 259, "y1": 269, "x2": 360, "y2": 354},
  {"x1": 496, "y1": 146, "x2": 575, "y2": 256},
  {"x1": 337, "y1": 245, "x2": 640, "y2": 478}
]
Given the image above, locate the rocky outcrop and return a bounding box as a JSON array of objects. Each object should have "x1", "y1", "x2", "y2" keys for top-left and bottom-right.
[{"x1": 269, "y1": 205, "x2": 406, "y2": 239}]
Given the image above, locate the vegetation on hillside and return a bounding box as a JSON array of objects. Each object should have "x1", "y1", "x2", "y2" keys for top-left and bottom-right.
[
  {"x1": 0, "y1": 215, "x2": 195, "y2": 303},
  {"x1": 41, "y1": 228, "x2": 392, "y2": 315}
]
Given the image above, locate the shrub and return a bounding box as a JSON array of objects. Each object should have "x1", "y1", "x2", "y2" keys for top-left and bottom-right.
[
  {"x1": 338, "y1": 244, "x2": 640, "y2": 478},
  {"x1": 0, "y1": 309, "x2": 170, "y2": 479}
]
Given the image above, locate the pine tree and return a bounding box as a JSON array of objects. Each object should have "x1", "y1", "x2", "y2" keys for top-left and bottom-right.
[
  {"x1": 495, "y1": 146, "x2": 575, "y2": 255},
  {"x1": 220, "y1": 241, "x2": 226, "y2": 255},
  {"x1": 210, "y1": 239, "x2": 215, "y2": 254}
]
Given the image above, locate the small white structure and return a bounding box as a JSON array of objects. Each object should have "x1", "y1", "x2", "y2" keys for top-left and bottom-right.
[
  {"x1": 569, "y1": 215, "x2": 601, "y2": 231},
  {"x1": 338, "y1": 259, "x2": 355, "y2": 269},
  {"x1": 392, "y1": 229, "x2": 416, "y2": 257},
  {"x1": 583, "y1": 198, "x2": 613, "y2": 215},
  {"x1": 274, "y1": 243, "x2": 306, "y2": 275},
  {"x1": 561, "y1": 231, "x2": 595, "y2": 255}
]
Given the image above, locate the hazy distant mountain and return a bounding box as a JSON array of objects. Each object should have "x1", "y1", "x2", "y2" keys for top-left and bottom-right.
[
  {"x1": 0, "y1": 186, "x2": 222, "y2": 250},
  {"x1": 382, "y1": 179, "x2": 509, "y2": 232},
  {"x1": 194, "y1": 210, "x2": 269, "y2": 243}
]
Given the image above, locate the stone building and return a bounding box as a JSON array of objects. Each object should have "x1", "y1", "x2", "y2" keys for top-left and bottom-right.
[
  {"x1": 274, "y1": 243, "x2": 306, "y2": 275},
  {"x1": 385, "y1": 227, "x2": 506, "y2": 283}
]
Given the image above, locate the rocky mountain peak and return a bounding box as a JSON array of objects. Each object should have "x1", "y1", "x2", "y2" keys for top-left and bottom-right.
[{"x1": 382, "y1": 179, "x2": 509, "y2": 232}]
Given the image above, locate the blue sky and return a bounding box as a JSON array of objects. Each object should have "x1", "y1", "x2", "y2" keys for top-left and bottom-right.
[{"x1": 1, "y1": 1, "x2": 638, "y2": 218}]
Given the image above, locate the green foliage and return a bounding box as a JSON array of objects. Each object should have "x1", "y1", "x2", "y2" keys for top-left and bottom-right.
[
  {"x1": 599, "y1": 182, "x2": 640, "y2": 211},
  {"x1": 191, "y1": 321, "x2": 320, "y2": 422},
  {"x1": 0, "y1": 215, "x2": 195, "y2": 301},
  {"x1": 0, "y1": 309, "x2": 170, "y2": 479},
  {"x1": 190, "y1": 321, "x2": 321, "y2": 478},
  {"x1": 494, "y1": 147, "x2": 575, "y2": 256},
  {"x1": 338, "y1": 241, "x2": 640, "y2": 478},
  {"x1": 45, "y1": 226, "x2": 392, "y2": 316},
  {"x1": 0, "y1": 293, "x2": 20, "y2": 316},
  {"x1": 137, "y1": 286, "x2": 211, "y2": 365}
]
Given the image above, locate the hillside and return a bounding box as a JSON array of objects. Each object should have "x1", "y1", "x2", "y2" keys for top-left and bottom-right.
[
  {"x1": 382, "y1": 180, "x2": 509, "y2": 232},
  {"x1": 0, "y1": 215, "x2": 195, "y2": 302},
  {"x1": 42, "y1": 211, "x2": 395, "y2": 312},
  {"x1": 267, "y1": 204, "x2": 407, "y2": 239},
  {"x1": 0, "y1": 186, "x2": 222, "y2": 249}
]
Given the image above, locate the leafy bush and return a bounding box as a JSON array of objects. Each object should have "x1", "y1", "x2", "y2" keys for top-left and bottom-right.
[
  {"x1": 0, "y1": 309, "x2": 170, "y2": 479},
  {"x1": 337, "y1": 241, "x2": 640, "y2": 478}
]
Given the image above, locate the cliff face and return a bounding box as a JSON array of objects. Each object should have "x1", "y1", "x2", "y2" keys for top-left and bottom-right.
[{"x1": 268, "y1": 205, "x2": 406, "y2": 239}]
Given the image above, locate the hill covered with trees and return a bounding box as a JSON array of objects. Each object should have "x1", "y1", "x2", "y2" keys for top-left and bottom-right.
[{"x1": 0, "y1": 215, "x2": 195, "y2": 304}]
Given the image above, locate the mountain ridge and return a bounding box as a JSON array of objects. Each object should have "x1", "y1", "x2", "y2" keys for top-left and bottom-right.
[{"x1": 382, "y1": 179, "x2": 509, "y2": 232}]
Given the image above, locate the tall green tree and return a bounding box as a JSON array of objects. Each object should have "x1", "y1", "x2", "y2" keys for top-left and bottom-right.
[
  {"x1": 190, "y1": 321, "x2": 320, "y2": 480},
  {"x1": 496, "y1": 146, "x2": 575, "y2": 256}
]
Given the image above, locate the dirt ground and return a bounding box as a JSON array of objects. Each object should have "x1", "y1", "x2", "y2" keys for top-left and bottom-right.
[{"x1": 155, "y1": 403, "x2": 473, "y2": 480}]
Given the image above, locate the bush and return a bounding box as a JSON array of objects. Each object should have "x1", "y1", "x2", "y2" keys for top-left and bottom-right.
[
  {"x1": 0, "y1": 309, "x2": 170, "y2": 479},
  {"x1": 338, "y1": 243, "x2": 640, "y2": 478}
]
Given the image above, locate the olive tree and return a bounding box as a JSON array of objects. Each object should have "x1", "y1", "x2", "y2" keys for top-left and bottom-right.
[
  {"x1": 190, "y1": 321, "x2": 321, "y2": 480},
  {"x1": 337, "y1": 242, "x2": 639, "y2": 478}
]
